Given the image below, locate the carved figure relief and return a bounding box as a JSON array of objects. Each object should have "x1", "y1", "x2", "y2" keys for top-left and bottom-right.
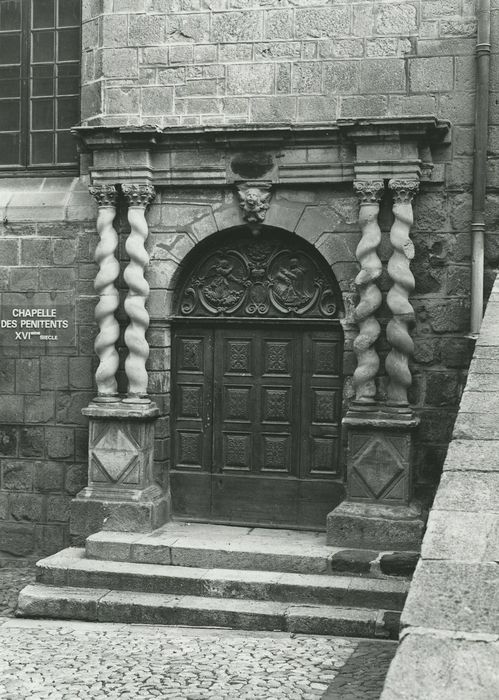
[
  {"x1": 237, "y1": 183, "x2": 272, "y2": 224},
  {"x1": 178, "y1": 233, "x2": 339, "y2": 319}
]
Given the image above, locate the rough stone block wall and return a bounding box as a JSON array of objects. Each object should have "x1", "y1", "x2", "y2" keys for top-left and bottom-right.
[
  {"x1": 0, "y1": 180, "x2": 97, "y2": 556},
  {"x1": 81, "y1": 0, "x2": 477, "y2": 127}
]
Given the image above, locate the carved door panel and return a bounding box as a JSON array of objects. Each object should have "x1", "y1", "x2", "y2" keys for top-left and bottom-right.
[
  {"x1": 210, "y1": 327, "x2": 302, "y2": 524},
  {"x1": 172, "y1": 323, "x2": 343, "y2": 528},
  {"x1": 171, "y1": 327, "x2": 213, "y2": 519},
  {"x1": 298, "y1": 330, "x2": 343, "y2": 525}
]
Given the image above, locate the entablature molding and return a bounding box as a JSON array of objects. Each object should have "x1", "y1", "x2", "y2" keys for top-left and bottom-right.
[{"x1": 73, "y1": 117, "x2": 450, "y2": 189}]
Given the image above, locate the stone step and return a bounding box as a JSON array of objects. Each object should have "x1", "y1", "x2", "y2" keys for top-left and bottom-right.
[
  {"x1": 35, "y1": 548, "x2": 409, "y2": 610},
  {"x1": 17, "y1": 583, "x2": 400, "y2": 639},
  {"x1": 85, "y1": 523, "x2": 418, "y2": 578}
]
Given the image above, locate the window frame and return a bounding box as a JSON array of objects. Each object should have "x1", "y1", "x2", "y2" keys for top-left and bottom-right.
[{"x1": 0, "y1": 0, "x2": 81, "y2": 176}]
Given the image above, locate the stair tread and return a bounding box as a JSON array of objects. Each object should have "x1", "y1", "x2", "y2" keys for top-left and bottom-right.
[
  {"x1": 37, "y1": 548, "x2": 409, "y2": 595},
  {"x1": 18, "y1": 584, "x2": 400, "y2": 637},
  {"x1": 20, "y1": 583, "x2": 397, "y2": 616},
  {"x1": 85, "y1": 526, "x2": 418, "y2": 578},
  {"x1": 87, "y1": 524, "x2": 418, "y2": 558}
]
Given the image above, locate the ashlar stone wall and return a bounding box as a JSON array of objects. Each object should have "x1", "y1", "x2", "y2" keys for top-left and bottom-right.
[
  {"x1": 0, "y1": 180, "x2": 97, "y2": 557},
  {"x1": 81, "y1": 0, "x2": 476, "y2": 129},
  {"x1": 78, "y1": 0, "x2": 494, "y2": 501},
  {"x1": 4, "y1": 0, "x2": 499, "y2": 554}
]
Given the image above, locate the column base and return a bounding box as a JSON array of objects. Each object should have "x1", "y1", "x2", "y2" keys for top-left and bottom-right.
[
  {"x1": 326, "y1": 500, "x2": 425, "y2": 550},
  {"x1": 71, "y1": 400, "x2": 170, "y2": 543},
  {"x1": 71, "y1": 486, "x2": 170, "y2": 543},
  {"x1": 326, "y1": 407, "x2": 424, "y2": 550}
]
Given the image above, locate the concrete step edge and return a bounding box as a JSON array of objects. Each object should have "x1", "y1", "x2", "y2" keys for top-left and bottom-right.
[{"x1": 17, "y1": 584, "x2": 400, "y2": 639}]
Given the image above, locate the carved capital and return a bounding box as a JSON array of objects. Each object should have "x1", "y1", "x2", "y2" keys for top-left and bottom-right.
[
  {"x1": 353, "y1": 180, "x2": 384, "y2": 204},
  {"x1": 388, "y1": 179, "x2": 419, "y2": 204},
  {"x1": 122, "y1": 183, "x2": 156, "y2": 208},
  {"x1": 89, "y1": 184, "x2": 118, "y2": 208},
  {"x1": 237, "y1": 182, "x2": 272, "y2": 224}
]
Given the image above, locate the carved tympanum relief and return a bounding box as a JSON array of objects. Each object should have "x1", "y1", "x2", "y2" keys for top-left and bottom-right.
[{"x1": 179, "y1": 234, "x2": 339, "y2": 319}]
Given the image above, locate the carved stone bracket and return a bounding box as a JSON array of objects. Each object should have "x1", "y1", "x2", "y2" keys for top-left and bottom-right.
[
  {"x1": 88, "y1": 184, "x2": 120, "y2": 402},
  {"x1": 351, "y1": 180, "x2": 384, "y2": 407},
  {"x1": 236, "y1": 182, "x2": 272, "y2": 235},
  {"x1": 122, "y1": 184, "x2": 156, "y2": 402},
  {"x1": 386, "y1": 179, "x2": 419, "y2": 410}
]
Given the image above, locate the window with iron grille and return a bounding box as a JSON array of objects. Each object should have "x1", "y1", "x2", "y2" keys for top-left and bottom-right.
[{"x1": 0, "y1": 0, "x2": 81, "y2": 172}]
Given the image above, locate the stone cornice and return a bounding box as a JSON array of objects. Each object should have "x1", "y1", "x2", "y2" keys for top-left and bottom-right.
[{"x1": 72, "y1": 117, "x2": 450, "y2": 188}]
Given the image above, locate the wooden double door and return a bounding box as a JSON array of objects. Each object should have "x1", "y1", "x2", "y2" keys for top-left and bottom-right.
[{"x1": 171, "y1": 322, "x2": 343, "y2": 529}]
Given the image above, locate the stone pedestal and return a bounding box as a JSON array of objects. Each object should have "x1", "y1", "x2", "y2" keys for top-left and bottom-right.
[
  {"x1": 327, "y1": 411, "x2": 425, "y2": 550},
  {"x1": 71, "y1": 403, "x2": 170, "y2": 541}
]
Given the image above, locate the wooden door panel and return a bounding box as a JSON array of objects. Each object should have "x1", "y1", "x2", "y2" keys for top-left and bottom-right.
[
  {"x1": 262, "y1": 386, "x2": 292, "y2": 423},
  {"x1": 214, "y1": 332, "x2": 257, "y2": 476},
  {"x1": 172, "y1": 323, "x2": 344, "y2": 528},
  {"x1": 214, "y1": 329, "x2": 300, "y2": 480},
  {"x1": 259, "y1": 332, "x2": 300, "y2": 478},
  {"x1": 297, "y1": 479, "x2": 346, "y2": 529},
  {"x1": 171, "y1": 328, "x2": 213, "y2": 518},
  {"x1": 211, "y1": 473, "x2": 299, "y2": 526},
  {"x1": 224, "y1": 338, "x2": 252, "y2": 374},
  {"x1": 222, "y1": 431, "x2": 252, "y2": 471},
  {"x1": 262, "y1": 339, "x2": 294, "y2": 375},
  {"x1": 301, "y1": 331, "x2": 342, "y2": 480},
  {"x1": 260, "y1": 433, "x2": 292, "y2": 473}
]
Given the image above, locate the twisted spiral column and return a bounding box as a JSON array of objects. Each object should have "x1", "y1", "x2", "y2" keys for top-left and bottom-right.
[
  {"x1": 386, "y1": 179, "x2": 419, "y2": 408},
  {"x1": 122, "y1": 184, "x2": 156, "y2": 402},
  {"x1": 89, "y1": 184, "x2": 120, "y2": 402},
  {"x1": 352, "y1": 180, "x2": 384, "y2": 406}
]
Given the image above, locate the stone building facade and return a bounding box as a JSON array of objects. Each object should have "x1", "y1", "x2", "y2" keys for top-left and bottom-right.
[{"x1": 0, "y1": 0, "x2": 495, "y2": 556}]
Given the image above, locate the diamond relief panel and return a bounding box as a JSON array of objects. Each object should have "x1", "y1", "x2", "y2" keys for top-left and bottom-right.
[
  {"x1": 91, "y1": 424, "x2": 139, "y2": 484},
  {"x1": 351, "y1": 435, "x2": 404, "y2": 500}
]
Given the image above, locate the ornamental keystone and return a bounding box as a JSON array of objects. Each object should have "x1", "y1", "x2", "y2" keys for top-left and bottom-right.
[{"x1": 236, "y1": 182, "x2": 272, "y2": 234}]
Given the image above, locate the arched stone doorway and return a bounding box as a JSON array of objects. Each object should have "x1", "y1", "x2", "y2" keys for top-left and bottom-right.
[{"x1": 170, "y1": 226, "x2": 345, "y2": 529}]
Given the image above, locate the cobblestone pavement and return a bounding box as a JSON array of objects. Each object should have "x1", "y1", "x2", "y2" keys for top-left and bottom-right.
[
  {"x1": 322, "y1": 641, "x2": 398, "y2": 700},
  {"x1": 0, "y1": 559, "x2": 397, "y2": 700}
]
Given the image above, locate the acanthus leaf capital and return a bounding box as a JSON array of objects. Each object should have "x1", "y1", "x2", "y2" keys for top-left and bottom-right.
[{"x1": 122, "y1": 183, "x2": 156, "y2": 208}]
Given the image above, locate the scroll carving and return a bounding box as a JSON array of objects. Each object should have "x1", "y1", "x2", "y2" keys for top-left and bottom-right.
[
  {"x1": 352, "y1": 180, "x2": 384, "y2": 405},
  {"x1": 386, "y1": 179, "x2": 419, "y2": 407},
  {"x1": 122, "y1": 184, "x2": 156, "y2": 401},
  {"x1": 89, "y1": 184, "x2": 120, "y2": 401}
]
